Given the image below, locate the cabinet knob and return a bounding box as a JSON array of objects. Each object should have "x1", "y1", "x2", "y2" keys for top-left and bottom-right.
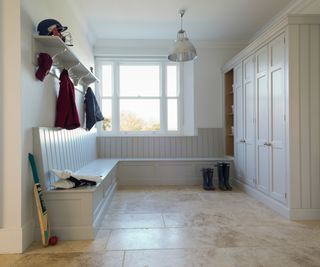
[{"x1": 240, "y1": 139, "x2": 246, "y2": 143}]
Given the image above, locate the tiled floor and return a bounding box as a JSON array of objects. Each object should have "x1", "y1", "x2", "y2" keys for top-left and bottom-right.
[{"x1": 2, "y1": 186, "x2": 320, "y2": 266}]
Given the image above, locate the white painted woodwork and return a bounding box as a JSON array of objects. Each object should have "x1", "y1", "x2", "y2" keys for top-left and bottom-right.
[
  {"x1": 234, "y1": 63, "x2": 245, "y2": 181},
  {"x1": 243, "y1": 55, "x2": 256, "y2": 186},
  {"x1": 288, "y1": 21, "x2": 320, "y2": 212},
  {"x1": 255, "y1": 45, "x2": 270, "y2": 194},
  {"x1": 33, "y1": 127, "x2": 97, "y2": 190},
  {"x1": 225, "y1": 15, "x2": 320, "y2": 219},
  {"x1": 33, "y1": 127, "x2": 118, "y2": 240},
  {"x1": 117, "y1": 158, "x2": 234, "y2": 186},
  {"x1": 97, "y1": 128, "x2": 224, "y2": 158},
  {"x1": 269, "y1": 33, "x2": 287, "y2": 204}
]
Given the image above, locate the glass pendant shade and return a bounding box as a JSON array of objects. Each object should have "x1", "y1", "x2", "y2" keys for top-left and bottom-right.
[
  {"x1": 168, "y1": 10, "x2": 197, "y2": 62},
  {"x1": 168, "y1": 30, "x2": 197, "y2": 62}
]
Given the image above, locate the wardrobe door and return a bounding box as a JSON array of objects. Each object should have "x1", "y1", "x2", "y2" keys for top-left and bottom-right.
[
  {"x1": 234, "y1": 63, "x2": 245, "y2": 181},
  {"x1": 269, "y1": 33, "x2": 287, "y2": 203},
  {"x1": 243, "y1": 55, "x2": 256, "y2": 186},
  {"x1": 255, "y1": 45, "x2": 270, "y2": 194}
]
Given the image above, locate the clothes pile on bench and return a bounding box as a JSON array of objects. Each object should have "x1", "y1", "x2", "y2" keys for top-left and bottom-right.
[{"x1": 51, "y1": 169, "x2": 103, "y2": 189}]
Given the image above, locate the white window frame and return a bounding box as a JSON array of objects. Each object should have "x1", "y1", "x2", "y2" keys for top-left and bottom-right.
[{"x1": 96, "y1": 57, "x2": 184, "y2": 136}]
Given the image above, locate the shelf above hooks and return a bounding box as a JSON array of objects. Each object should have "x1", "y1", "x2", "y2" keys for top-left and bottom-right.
[{"x1": 33, "y1": 35, "x2": 99, "y2": 87}]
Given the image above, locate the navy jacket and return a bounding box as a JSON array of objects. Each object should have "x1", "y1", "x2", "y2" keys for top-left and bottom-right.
[{"x1": 84, "y1": 87, "x2": 104, "y2": 130}]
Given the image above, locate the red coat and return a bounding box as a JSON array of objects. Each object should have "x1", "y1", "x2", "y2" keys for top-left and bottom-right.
[{"x1": 55, "y1": 69, "x2": 80, "y2": 129}]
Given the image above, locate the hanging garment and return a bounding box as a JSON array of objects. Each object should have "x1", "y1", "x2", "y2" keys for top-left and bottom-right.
[
  {"x1": 84, "y1": 87, "x2": 104, "y2": 130},
  {"x1": 55, "y1": 69, "x2": 80, "y2": 130},
  {"x1": 35, "y1": 53, "x2": 53, "y2": 81}
]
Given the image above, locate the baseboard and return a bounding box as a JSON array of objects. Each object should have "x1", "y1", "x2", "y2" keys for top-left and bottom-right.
[
  {"x1": 34, "y1": 225, "x2": 95, "y2": 240},
  {"x1": 234, "y1": 179, "x2": 290, "y2": 219},
  {"x1": 22, "y1": 219, "x2": 34, "y2": 252},
  {"x1": 0, "y1": 228, "x2": 23, "y2": 253},
  {"x1": 289, "y1": 209, "x2": 320, "y2": 220}
]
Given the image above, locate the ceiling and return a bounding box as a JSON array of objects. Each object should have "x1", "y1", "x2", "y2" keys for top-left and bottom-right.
[{"x1": 71, "y1": 0, "x2": 294, "y2": 42}]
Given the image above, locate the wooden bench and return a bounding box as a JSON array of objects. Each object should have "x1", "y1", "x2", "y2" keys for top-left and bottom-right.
[
  {"x1": 33, "y1": 127, "x2": 118, "y2": 240},
  {"x1": 33, "y1": 127, "x2": 234, "y2": 240}
]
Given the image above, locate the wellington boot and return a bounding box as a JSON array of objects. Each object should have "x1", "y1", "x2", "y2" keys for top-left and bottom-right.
[
  {"x1": 207, "y1": 168, "x2": 215, "y2": 190},
  {"x1": 201, "y1": 168, "x2": 210, "y2": 190},
  {"x1": 223, "y1": 163, "x2": 232, "y2": 191},
  {"x1": 217, "y1": 162, "x2": 227, "y2": 191}
]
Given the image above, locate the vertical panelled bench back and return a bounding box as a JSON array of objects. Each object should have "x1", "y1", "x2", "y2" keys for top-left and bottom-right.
[{"x1": 33, "y1": 127, "x2": 97, "y2": 191}]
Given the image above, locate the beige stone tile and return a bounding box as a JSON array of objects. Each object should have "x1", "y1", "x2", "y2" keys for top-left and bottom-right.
[
  {"x1": 100, "y1": 213, "x2": 165, "y2": 229},
  {"x1": 293, "y1": 220, "x2": 320, "y2": 229},
  {"x1": 106, "y1": 227, "x2": 218, "y2": 250},
  {"x1": 163, "y1": 212, "x2": 234, "y2": 227},
  {"x1": 122, "y1": 193, "x2": 205, "y2": 214},
  {"x1": 222, "y1": 224, "x2": 320, "y2": 248},
  {"x1": 25, "y1": 230, "x2": 110, "y2": 254},
  {"x1": 13, "y1": 251, "x2": 124, "y2": 267},
  {"x1": 163, "y1": 208, "x2": 292, "y2": 228},
  {"x1": 108, "y1": 199, "x2": 128, "y2": 212},
  {"x1": 123, "y1": 247, "x2": 320, "y2": 267},
  {"x1": 118, "y1": 185, "x2": 201, "y2": 193},
  {"x1": 106, "y1": 224, "x2": 319, "y2": 250},
  {"x1": 0, "y1": 254, "x2": 22, "y2": 267},
  {"x1": 17, "y1": 186, "x2": 320, "y2": 266}
]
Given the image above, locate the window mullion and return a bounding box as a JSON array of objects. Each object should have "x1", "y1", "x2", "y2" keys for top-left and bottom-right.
[
  {"x1": 161, "y1": 62, "x2": 167, "y2": 134},
  {"x1": 96, "y1": 60, "x2": 104, "y2": 134},
  {"x1": 178, "y1": 63, "x2": 184, "y2": 133},
  {"x1": 113, "y1": 62, "x2": 120, "y2": 134}
]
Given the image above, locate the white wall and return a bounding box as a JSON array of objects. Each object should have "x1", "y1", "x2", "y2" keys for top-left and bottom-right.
[
  {"x1": 94, "y1": 40, "x2": 243, "y2": 129},
  {"x1": 194, "y1": 44, "x2": 243, "y2": 128},
  {"x1": 0, "y1": 0, "x2": 96, "y2": 253},
  {"x1": 0, "y1": 0, "x2": 23, "y2": 253}
]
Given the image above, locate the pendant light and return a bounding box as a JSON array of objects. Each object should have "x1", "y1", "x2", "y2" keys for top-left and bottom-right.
[{"x1": 168, "y1": 9, "x2": 197, "y2": 62}]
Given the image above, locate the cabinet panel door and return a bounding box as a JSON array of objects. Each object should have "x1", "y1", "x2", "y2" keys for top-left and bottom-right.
[
  {"x1": 256, "y1": 46, "x2": 270, "y2": 194},
  {"x1": 243, "y1": 56, "x2": 255, "y2": 186},
  {"x1": 269, "y1": 34, "x2": 287, "y2": 203},
  {"x1": 234, "y1": 63, "x2": 245, "y2": 180}
]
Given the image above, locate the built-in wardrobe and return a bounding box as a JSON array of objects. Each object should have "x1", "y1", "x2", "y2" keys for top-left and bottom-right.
[{"x1": 224, "y1": 15, "x2": 320, "y2": 220}]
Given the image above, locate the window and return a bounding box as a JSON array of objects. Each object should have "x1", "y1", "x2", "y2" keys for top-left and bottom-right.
[{"x1": 97, "y1": 58, "x2": 182, "y2": 135}]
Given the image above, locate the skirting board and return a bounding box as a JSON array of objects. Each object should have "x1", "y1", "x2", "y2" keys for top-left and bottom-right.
[
  {"x1": 289, "y1": 209, "x2": 320, "y2": 220},
  {"x1": 34, "y1": 182, "x2": 117, "y2": 241},
  {"x1": 0, "y1": 228, "x2": 23, "y2": 253},
  {"x1": 234, "y1": 179, "x2": 290, "y2": 219},
  {"x1": 22, "y1": 219, "x2": 34, "y2": 252},
  {"x1": 0, "y1": 219, "x2": 33, "y2": 253}
]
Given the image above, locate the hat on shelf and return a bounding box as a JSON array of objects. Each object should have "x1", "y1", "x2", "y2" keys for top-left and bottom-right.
[
  {"x1": 35, "y1": 53, "x2": 53, "y2": 81},
  {"x1": 37, "y1": 19, "x2": 67, "y2": 36},
  {"x1": 37, "y1": 19, "x2": 73, "y2": 46}
]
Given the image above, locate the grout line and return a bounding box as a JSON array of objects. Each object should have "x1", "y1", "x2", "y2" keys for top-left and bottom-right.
[
  {"x1": 104, "y1": 229, "x2": 113, "y2": 250},
  {"x1": 104, "y1": 243, "x2": 302, "y2": 253},
  {"x1": 122, "y1": 250, "x2": 126, "y2": 267},
  {"x1": 161, "y1": 213, "x2": 166, "y2": 228}
]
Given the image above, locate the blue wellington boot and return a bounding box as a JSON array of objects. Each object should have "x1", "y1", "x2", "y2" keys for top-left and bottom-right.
[
  {"x1": 223, "y1": 163, "x2": 232, "y2": 191},
  {"x1": 207, "y1": 168, "x2": 215, "y2": 190},
  {"x1": 201, "y1": 168, "x2": 210, "y2": 190},
  {"x1": 217, "y1": 162, "x2": 227, "y2": 191}
]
